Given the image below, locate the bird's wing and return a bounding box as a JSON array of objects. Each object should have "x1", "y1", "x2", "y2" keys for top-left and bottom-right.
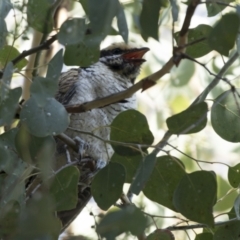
[{"x1": 55, "y1": 68, "x2": 79, "y2": 105}]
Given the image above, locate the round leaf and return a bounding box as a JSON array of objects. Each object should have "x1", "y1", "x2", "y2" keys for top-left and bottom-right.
[
  {"x1": 111, "y1": 153, "x2": 142, "y2": 183},
  {"x1": 208, "y1": 13, "x2": 240, "y2": 56},
  {"x1": 170, "y1": 59, "x2": 195, "y2": 86},
  {"x1": 27, "y1": 0, "x2": 54, "y2": 33},
  {"x1": 146, "y1": 229, "x2": 175, "y2": 240},
  {"x1": 58, "y1": 18, "x2": 86, "y2": 45},
  {"x1": 110, "y1": 109, "x2": 154, "y2": 156},
  {"x1": 167, "y1": 102, "x2": 208, "y2": 134},
  {"x1": 173, "y1": 171, "x2": 217, "y2": 227},
  {"x1": 186, "y1": 24, "x2": 212, "y2": 58},
  {"x1": 0, "y1": 46, "x2": 28, "y2": 70},
  {"x1": 211, "y1": 89, "x2": 240, "y2": 142},
  {"x1": 64, "y1": 42, "x2": 100, "y2": 67},
  {"x1": 195, "y1": 232, "x2": 213, "y2": 240},
  {"x1": 92, "y1": 162, "x2": 125, "y2": 210},
  {"x1": 228, "y1": 163, "x2": 240, "y2": 188},
  {"x1": 49, "y1": 166, "x2": 80, "y2": 211},
  {"x1": 213, "y1": 222, "x2": 240, "y2": 240},
  {"x1": 143, "y1": 156, "x2": 186, "y2": 211},
  {"x1": 97, "y1": 205, "x2": 148, "y2": 238},
  {"x1": 20, "y1": 97, "x2": 69, "y2": 137}
]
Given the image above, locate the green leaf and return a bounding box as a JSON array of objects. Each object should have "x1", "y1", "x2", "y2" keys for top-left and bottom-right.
[
  {"x1": 0, "y1": 87, "x2": 22, "y2": 126},
  {"x1": 173, "y1": 171, "x2": 217, "y2": 227},
  {"x1": 0, "y1": 129, "x2": 19, "y2": 173},
  {"x1": 208, "y1": 13, "x2": 240, "y2": 56},
  {"x1": 0, "y1": 156, "x2": 28, "y2": 210},
  {"x1": 0, "y1": 62, "x2": 13, "y2": 101},
  {"x1": 110, "y1": 109, "x2": 154, "y2": 156},
  {"x1": 64, "y1": 41, "x2": 100, "y2": 67},
  {"x1": 27, "y1": 0, "x2": 55, "y2": 33},
  {"x1": 15, "y1": 125, "x2": 56, "y2": 163},
  {"x1": 167, "y1": 102, "x2": 208, "y2": 134},
  {"x1": 16, "y1": 195, "x2": 61, "y2": 240},
  {"x1": 170, "y1": 59, "x2": 195, "y2": 86},
  {"x1": 97, "y1": 205, "x2": 148, "y2": 238},
  {"x1": 88, "y1": 0, "x2": 119, "y2": 39},
  {"x1": 129, "y1": 153, "x2": 156, "y2": 195},
  {"x1": 213, "y1": 221, "x2": 240, "y2": 239},
  {"x1": 175, "y1": 24, "x2": 213, "y2": 58},
  {"x1": 140, "y1": 0, "x2": 163, "y2": 41},
  {"x1": 146, "y1": 229, "x2": 175, "y2": 240},
  {"x1": 111, "y1": 153, "x2": 142, "y2": 183},
  {"x1": 50, "y1": 166, "x2": 80, "y2": 211},
  {"x1": 206, "y1": 0, "x2": 233, "y2": 17},
  {"x1": 0, "y1": 201, "x2": 20, "y2": 238},
  {"x1": 228, "y1": 163, "x2": 240, "y2": 188},
  {"x1": 20, "y1": 97, "x2": 69, "y2": 137},
  {"x1": 195, "y1": 232, "x2": 213, "y2": 240},
  {"x1": 46, "y1": 49, "x2": 63, "y2": 81},
  {"x1": 92, "y1": 162, "x2": 125, "y2": 210},
  {"x1": 211, "y1": 89, "x2": 240, "y2": 142},
  {"x1": 116, "y1": 4, "x2": 128, "y2": 43},
  {"x1": 58, "y1": 18, "x2": 86, "y2": 45},
  {"x1": 30, "y1": 76, "x2": 58, "y2": 105},
  {"x1": 0, "y1": 46, "x2": 28, "y2": 70},
  {"x1": 143, "y1": 155, "x2": 186, "y2": 211}
]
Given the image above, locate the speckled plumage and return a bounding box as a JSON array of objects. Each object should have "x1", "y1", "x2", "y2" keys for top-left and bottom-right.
[
  {"x1": 55, "y1": 43, "x2": 149, "y2": 229},
  {"x1": 56, "y1": 43, "x2": 149, "y2": 163}
]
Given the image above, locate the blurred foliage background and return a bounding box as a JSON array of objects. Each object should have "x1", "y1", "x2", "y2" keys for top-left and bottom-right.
[{"x1": 1, "y1": 0, "x2": 240, "y2": 239}]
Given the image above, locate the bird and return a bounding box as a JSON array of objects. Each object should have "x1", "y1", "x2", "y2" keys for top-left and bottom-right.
[{"x1": 54, "y1": 42, "x2": 149, "y2": 230}]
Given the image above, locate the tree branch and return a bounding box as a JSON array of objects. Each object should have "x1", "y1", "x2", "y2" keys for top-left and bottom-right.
[{"x1": 12, "y1": 34, "x2": 57, "y2": 66}]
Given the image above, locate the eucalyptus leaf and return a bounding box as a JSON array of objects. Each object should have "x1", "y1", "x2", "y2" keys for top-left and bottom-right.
[
  {"x1": 146, "y1": 229, "x2": 174, "y2": 240},
  {"x1": 0, "y1": 46, "x2": 28, "y2": 70},
  {"x1": 46, "y1": 49, "x2": 63, "y2": 81},
  {"x1": 27, "y1": 0, "x2": 55, "y2": 33},
  {"x1": 228, "y1": 163, "x2": 240, "y2": 188},
  {"x1": 111, "y1": 153, "x2": 142, "y2": 183},
  {"x1": 140, "y1": 0, "x2": 163, "y2": 41},
  {"x1": 129, "y1": 152, "x2": 156, "y2": 195},
  {"x1": 58, "y1": 18, "x2": 86, "y2": 46},
  {"x1": 173, "y1": 171, "x2": 217, "y2": 227},
  {"x1": 97, "y1": 205, "x2": 148, "y2": 238},
  {"x1": 208, "y1": 13, "x2": 240, "y2": 56},
  {"x1": 0, "y1": 87, "x2": 22, "y2": 126},
  {"x1": 50, "y1": 166, "x2": 80, "y2": 211},
  {"x1": 88, "y1": 0, "x2": 119, "y2": 39},
  {"x1": 211, "y1": 89, "x2": 240, "y2": 142},
  {"x1": 110, "y1": 109, "x2": 154, "y2": 156},
  {"x1": 92, "y1": 162, "x2": 125, "y2": 210},
  {"x1": 167, "y1": 102, "x2": 208, "y2": 134},
  {"x1": 116, "y1": 4, "x2": 128, "y2": 43},
  {"x1": 20, "y1": 97, "x2": 69, "y2": 137},
  {"x1": 0, "y1": 62, "x2": 13, "y2": 101},
  {"x1": 64, "y1": 41, "x2": 100, "y2": 67},
  {"x1": 143, "y1": 155, "x2": 186, "y2": 211}
]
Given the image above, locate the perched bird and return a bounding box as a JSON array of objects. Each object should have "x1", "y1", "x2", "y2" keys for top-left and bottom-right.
[{"x1": 55, "y1": 42, "x2": 149, "y2": 230}]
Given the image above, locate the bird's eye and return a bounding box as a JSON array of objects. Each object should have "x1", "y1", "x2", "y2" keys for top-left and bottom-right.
[{"x1": 112, "y1": 48, "x2": 122, "y2": 54}]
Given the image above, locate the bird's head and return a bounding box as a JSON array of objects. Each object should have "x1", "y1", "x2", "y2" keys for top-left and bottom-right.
[{"x1": 100, "y1": 43, "x2": 149, "y2": 83}]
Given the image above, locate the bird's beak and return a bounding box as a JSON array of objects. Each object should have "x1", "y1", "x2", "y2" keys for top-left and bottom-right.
[{"x1": 122, "y1": 47, "x2": 149, "y2": 64}]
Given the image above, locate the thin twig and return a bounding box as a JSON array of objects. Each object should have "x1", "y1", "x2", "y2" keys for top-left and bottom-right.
[
  {"x1": 166, "y1": 218, "x2": 239, "y2": 231},
  {"x1": 191, "y1": 51, "x2": 239, "y2": 105},
  {"x1": 12, "y1": 34, "x2": 57, "y2": 66}
]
